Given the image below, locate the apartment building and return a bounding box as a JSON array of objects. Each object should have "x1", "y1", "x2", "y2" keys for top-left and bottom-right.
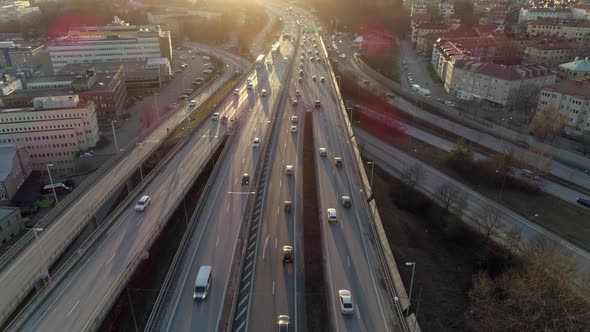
[
  {"x1": 48, "y1": 16, "x2": 172, "y2": 72},
  {"x1": 439, "y1": 3, "x2": 454, "y2": 17},
  {"x1": 0, "y1": 144, "x2": 31, "y2": 202},
  {"x1": 0, "y1": 67, "x2": 126, "y2": 121},
  {"x1": 0, "y1": 207, "x2": 23, "y2": 245},
  {"x1": 523, "y1": 39, "x2": 586, "y2": 67},
  {"x1": 411, "y1": 4, "x2": 428, "y2": 16},
  {"x1": 527, "y1": 19, "x2": 590, "y2": 43},
  {"x1": 0, "y1": 1, "x2": 40, "y2": 24},
  {"x1": 558, "y1": 56, "x2": 590, "y2": 79},
  {"x1": 403, "y1": 0, "x2": 441, "y2": 9},
  {"x1": 443, "y1": 59, "x2": 556, "y2": 108},
  {"x1": 412, "y1": 21, "x2": 449, "y2": 44},
  {"x1": 536, "y1": 79, "x2": 590, "y2": 136},
  {"x1": 518, "y1": 8, "x2": 577, "y2": 23},
  {"x1": 0, "y1": 95, "x2": 99, "y2": 175}
]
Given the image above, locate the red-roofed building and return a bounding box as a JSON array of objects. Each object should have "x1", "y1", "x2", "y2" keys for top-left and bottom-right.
[
  {"x1": 411, "y1": 21, "x2": 450, "y2": 44},
  {"x1": 524, "y1": 38, "x2": 587, "y2": 66}
]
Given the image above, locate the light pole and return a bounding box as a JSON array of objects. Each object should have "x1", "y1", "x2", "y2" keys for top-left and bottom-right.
[
  {"x1": 366, "y1": 161, "x2": 375, "y2": 197},
  {"x1": 46, "y1": 163, "x2": 58, "y2": 205},
  {"x1": 405, "y1": 261, "x2": 416, "y2": 304},
  {"x1": 111, "y1": 120, "x2": 119, "y2": 153},
  {"x1": 136, "y1": 143, "x2": 144, "y2": 181},
  {"x1": 26, "y1": 227, "x2": 51, "y2": 283}
]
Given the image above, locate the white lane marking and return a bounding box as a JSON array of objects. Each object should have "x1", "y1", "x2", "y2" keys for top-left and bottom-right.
[
  {"x1": 226, "y1": 203, "x2": 230, "y2": 212},
  {"x1": 242, "y1": 158, "x2": 245, "y2": 164},
  {"x1": 356, "y1": 307, "x2": 361, "y2": 320},
  {"x1": 341, "y1": 218, "x2": 344, "y2": 230},
  {"x1": 160, "y1": 191, "x2": 167, "y2": 197},
  {"x1": 216, "y1": 237, "x2": 220, "y2": 247},
  {"x1": 275, "y1": 238, "x2": 278, "y2": 248},
  {"x1": 272, "y1": 280, "x2": 276, "y2": 295},
  {"x1": 234, "y1": 179, "x2": 238, "y2": 185},
  {"x1": 284, "y1": 142, "x2": 287, "y2": 149},
  {"x1": 347, "y1": 256, "x2": 351, "y2": 268},
  {"x1": 336, "y1": 191, "x2": 339, "y2": 200},
  {"x1": 277, "y1": 206, "x2": 280, "y2": 215},
  {"x1": 136, "y1": 218, "x2": 143, "y2": 226},
  {"x1": 66, "y1": 300, "x2": 79, "y2": 317},
  {"x1": 179, "y1": 167, "x2": 183, "y2": 172},
  {"x1": 279, "y1": 179, "x2": 282, "y2": 188},
  {"x1": 262, "y1": 235, "x2": 270, "y2": 260},
  {"x1": 106, "y1": 252, "x2": 117, "y2": 265}
]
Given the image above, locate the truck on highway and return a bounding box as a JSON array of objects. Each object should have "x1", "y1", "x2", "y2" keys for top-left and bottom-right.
[{"x1": 256, "y1": 54, "x2": 265, "y2": 68}]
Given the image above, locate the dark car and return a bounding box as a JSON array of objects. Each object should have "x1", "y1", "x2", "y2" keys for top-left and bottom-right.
[
  {"x1": 241, "y1": 174, "x2": 250, "y2": 186},
  {"x1": 282, "y1": 246, "x2": 293, "y2": 263},
  {"x1": 577, "y1": 197, "x2": 590, "y2": 208}
]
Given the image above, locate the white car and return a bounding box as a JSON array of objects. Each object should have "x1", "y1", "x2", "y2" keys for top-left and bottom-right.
[
  {"x1": 135, "y1": 195, "x2": 151, "y2": 212},
  {"x1": 339, "y1": 289, "x2": 354, "y2": 315},
  {"x1": 312, "y1": 76, "x2": 317, "y2": 81},
  {"x1": 261, "y1": 89, "x2": 267, "y2": 97},
  {"x1": 233, "y1": 89, "x2": 240, "y2": 95},
  {"x1": 247, "y1": 82, "x2": 254, "y2": 89},
  {"x1": 290, "y1": 125, "x2": 297, "y2": 133},
  {"x1": 295, "y1": 90, "x2": 301, "y2": 97},
  {"x1": 327, "y1": 208, "x2": 337, "y2": 222},
  {"x1": 319, "y1": 148, "x2": 327, "y2": 157},
  {"x1": 286, "y1": 165, "x2": 294, "y2": 176},
  {"x1": 320, "y1": 77, "x2": 325, "y2": 82},
  {"x1": 189, "y1": 100, "x2": 196, "y2": 107},
  {"x1": 212, "y1": 112, "x2": 219, "y2": 121},
  {"x1": 291, "y1": 116, "x2": 298, "y2": 123},
  {"x1": 252, "y1": 137, "x2": 260, "y2": 149}
]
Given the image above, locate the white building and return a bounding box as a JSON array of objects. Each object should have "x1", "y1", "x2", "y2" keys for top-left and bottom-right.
[
  {"x1": 48, "y1": 17, "x2": 172, "y2": 73},
  {"x1": 0, "y1": 95, "x2": 99, "y2": 174},
  {"x1": 0, "y1": 207, "x2": 23, "y2": 245},
  {"x1": 518, "y1": 8, "x2": 576, "y2": 23},
  {"x1": 411, "y1": 4, "x2": 428, "y2": 16},
  {"x1": 0, "y1": 1, "x2": 40, "y2": 24},
  {"x1": 0, "y1": 144, "x2": 31, "y2": 202},
  {"x1": 536, "y1": 79, "x2": 590, "y2": 136}
]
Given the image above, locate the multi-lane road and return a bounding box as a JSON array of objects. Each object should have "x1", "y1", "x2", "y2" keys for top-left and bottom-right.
[{"x1": 150, "y1": 37, "x2": 295, "y2": 332}]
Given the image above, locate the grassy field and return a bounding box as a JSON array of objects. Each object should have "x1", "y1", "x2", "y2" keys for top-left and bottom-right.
[{"x1": 367, "y1": 128, "x2": 590, "y2": 252}]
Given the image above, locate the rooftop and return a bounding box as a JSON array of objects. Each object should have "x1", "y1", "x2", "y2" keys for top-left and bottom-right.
[
  {"x1": 559, "y1": 57, "x2": 590, "y2": 72},
  {"x1": 0, "y1": 206, "x2": 19, "y2": 220},
  {"x1": 543, "y1": 79, "x2": 590, "y2": 99},
  {"x1": 0, "y1": 144, "x2": 18, "y2": 180},
  {"x1": 527, "y1": 38, "x2": 581, "y2": 50},
  {"x1": 455, "y1": 60, "x2": 554, "y2": 80},
  {"x1": 528, "y1": 18, "x2": 590, "y2": 27}
]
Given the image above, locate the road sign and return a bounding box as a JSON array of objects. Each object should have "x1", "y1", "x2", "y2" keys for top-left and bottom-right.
[{"x1": 303, "y1": 27, "x2": 322, "y2": 32}]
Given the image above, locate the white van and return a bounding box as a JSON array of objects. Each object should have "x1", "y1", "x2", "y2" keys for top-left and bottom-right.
[{"x1": 193, "y1": 265, "x2": 212, "y2": 300}]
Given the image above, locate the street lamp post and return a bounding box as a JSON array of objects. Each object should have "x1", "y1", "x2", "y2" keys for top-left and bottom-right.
[
  {"x1": 405, "y1": 261, "x2": 416, "y2": 303},
  {"x1": 111, "y1": 120, "x2": 119, "y2": 153},
  {"x1": 26, "y1": 227, "x2": 51, "y2": 283},
  {"x1": 46, "y1": 163, "x2": 58, "y2": 205},
  {"x1": 136, "y1": 143, "x2": 144, "y2": 181}
]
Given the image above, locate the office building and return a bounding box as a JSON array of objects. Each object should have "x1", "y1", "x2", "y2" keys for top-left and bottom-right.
[
  {"x1": 536, "y1": 79, "x2": 590, "y2": 136},
  {"x1": 0, "y1": 95, "x2": 99, "y2": 175},
  {"x1": 0, "y1": 144, "x2": 31, "y2": 202},
  {"x1": 0, "y1": 207, "x2": 23, "y2": 245},
  {"x1": 48, "y1": 16, "x2": 172, "y2": 72}
]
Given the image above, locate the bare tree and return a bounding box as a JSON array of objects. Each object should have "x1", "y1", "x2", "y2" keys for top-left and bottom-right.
[
  {"x1": 399, "y1": 163, "x2": 424, "y2": 189},
  {"x1": 529, "y1": 105, "x2": 566, "y2": 142},
  {"x1": 478, "y1": 205, "x2": 504, "y2": 242},
  {"x1": 466, "y1": 240, "x2": 590, "y2": 332},
  {"x1": 435, "y1": 183, "x2": 463, "y2": 212}
]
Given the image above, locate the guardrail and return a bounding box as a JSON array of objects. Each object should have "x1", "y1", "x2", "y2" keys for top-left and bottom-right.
[
  {"x1": 322, "y1": 37, "x2": 414, "y2": 331},
  {"x1": 225, "y1": 26, "x2": 301, "y2": 332},
  {"x1": 0, "y1": 63, "x2": 238, "y2": 327}
]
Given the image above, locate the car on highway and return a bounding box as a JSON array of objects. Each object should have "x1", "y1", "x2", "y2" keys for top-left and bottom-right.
[
  {"x1": 319, "y1": 148, "x2": 327, "y2": 157},
  {"x1": 363, "y1": 80, "x2": 370, "y2": 85},
  {"x1": 291, "y1": 116, "x2": 298, "y2": 123},
  {"x1": 193, "y1": 265, "x2": 212, "y2": 300},
  {"x1": 175, "y1": 69, "x2": 183, "y2": 74},
  {"x1": 320, "y1": 76, "x2": 325, "y2": 82},
  {"x1": 241, "y1": 174, "x2": 250, "y2": 186},
  {"x1": 282, "y1": 245, "x2": 293, "y2": 263},
  {"x1": 576, "y1": 197, "x2": 590, "y2": 208},
  {"x1": 299, "y1": 70, "x2": 304, "y2": 76},
  {"x1": 315, "y1": 100, "x2": 321, "y2": 108},
  {"x1": 252, "y1": 137, "x2": 260, "y2": 149},
  {"x1": 261, "y1": 89, "x2": 268, "y2": 97},
  {"x1": 444, "y1": 101, "x2": 456, "y2": 107},
  {"x1": 295, "y1": 90, "x2": 301, "y2": 96},
  {"x1": 203, "y1": 69, "x2": 213, "y2": 74},
  {"x1": 286, "y1": 165, "x2": 294, "y2": 175},
  {"x1": 178, "y1": 95, "x2": 188, "y2": 100},
  {"x1": 292, "y1": 99, "x2": 298, "y2": 106},
  {"x1": 290, "y1": 125, "x2": 297, "y2": 133},
  {"x1": 327, "y1": 208, "x2": 337, "y2": 222},
  {"x1": 334, "y1": 157, "x2": 343, "y2": 167},
  {"x1": 212, "y1": 112, "x2": 219, "y2": 121},
  {"x1": 233, "y1": 89, "x2": 240, "y2": 95},
  {"x1": 189, "y1": 100, "x2": 196, "y2": 107},
  {"x1": 135, "y1": 195, "x2": 151, "y2": 212},
  {"x1": 339, "y1": 289, "x2": 354, "y2": 315},
  {"x1": 310, "y1": 57, "x2": 315, "y2": 61},
  {"x1": 341, "y1": 196, "x2": 351, "y2": 208},
  {"x1": 277, "y1": 315, "x2": 290, "y2": 331},
  {"x1": 284, "y1": 200, "x2": 292, "y2": 213},
  {"x1": 247, "y1": 81, "x2": 254, "y2": 89}
]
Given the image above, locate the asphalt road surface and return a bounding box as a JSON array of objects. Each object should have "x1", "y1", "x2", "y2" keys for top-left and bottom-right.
[{"x1": 152, "y1": 38, "x2": 294, "y2": 332}]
